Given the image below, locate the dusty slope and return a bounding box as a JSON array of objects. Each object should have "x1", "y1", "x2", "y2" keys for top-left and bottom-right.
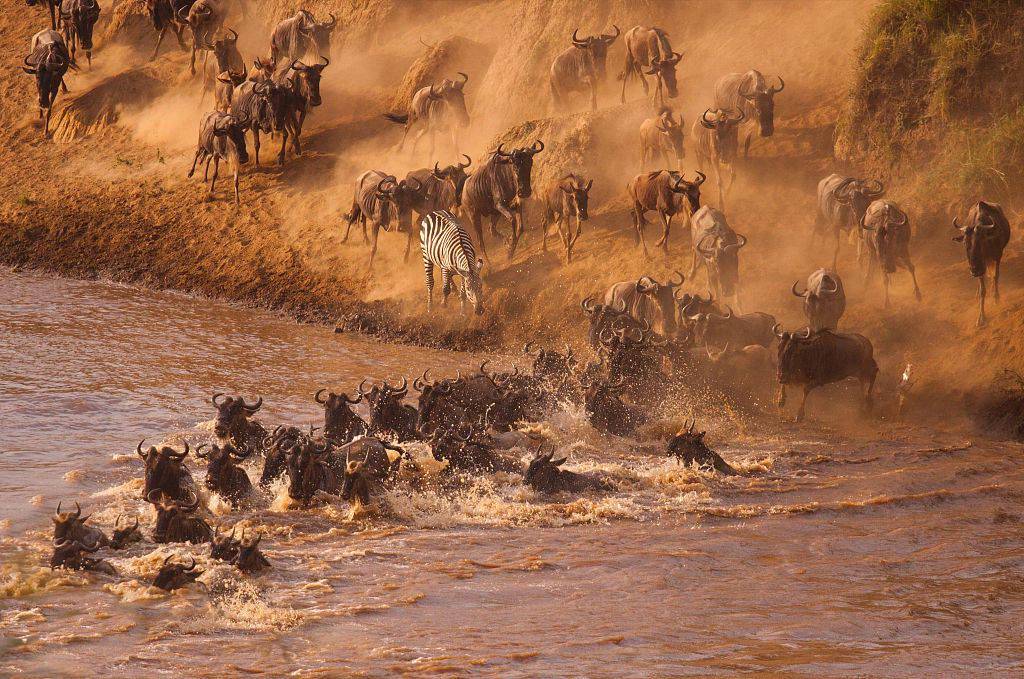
[{"x1": 2, "y1": 0, "x2": 1021, "y2": 403}]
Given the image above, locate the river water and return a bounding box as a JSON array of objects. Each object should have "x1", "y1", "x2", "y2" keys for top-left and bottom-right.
[{"x1": 1, "y1": 267, "x2": 1022, "y2": 677}]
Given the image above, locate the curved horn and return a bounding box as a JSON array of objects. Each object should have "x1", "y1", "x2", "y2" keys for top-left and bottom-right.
[
  {"x1": 581, "y1": 295, "x2": 597, "y2": 314},
  {"x1": 357, "y1": 378, "x2": 372, "y2": 396},
  {"x1": 212, "y1": 393, "x2": 227, "y2": 406},
  {"x1": 668, "y1": 270, "x2": 684, "y2": 288},
  {"x1": 530, "y1": 139, "x2": 545, "y2": 154},
  {"x1": 603, "y1": 24, "x2": 621, "y2": 41},
  {"x1": 325, "y1": 12, "x2": 337, "y2": 28},
  {"x1": 458, "y1": 153, "x2": 472, "y2": 169},
  {"x1": 227, "y1": 28, "x2": 238, "y2": 42},
  {"x1": 195, "y1": 443, "x2": 211, "y2": 459},
  {"x1": 137, "y1": 440, "x2": 148, "y2": 458},
  {"x1": 693, "y1": 171, "x2": 706, "y2": 186},
  {"x1": 523, "y1": 341, "x2": 540, "y2": 356},
  {"x1": 866, "y1": 179, "x2": 884, "y2": 196},
  {"x1": 700, "y1": 109, "x2": 716, "y2": 129},
  {"x1": 770, "y1": 75, "x2": 785, "y2": 93},
  {"x1": 822, "y1": 275, "x2": 839, "y2": 293},
  {"x1": 455, "y1": 71, "x2": 468, "y2": 87},
  {"x1": 797, "y1": 327, "x2": 813, "y2": 339},
  {"x1": 773, "y1": 323, "x2": 785, "y2": 338},
  {"x1": 571, "y1": 28, "x2": 588, "y2": 46},
  {"x1": 314, "y1": 388, "x2": 329, "y2": 404},
  {"x1": 242, "y1": 396, "x2": 263, "y2": 411},
  {"x1": 792, "y1": 280, "x2": 807, "y2": 297},
  {"x1": 723, "y1": 234, "x2": 748, "y2": 253}
]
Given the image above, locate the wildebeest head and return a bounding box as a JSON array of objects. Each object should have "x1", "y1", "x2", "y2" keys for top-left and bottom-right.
[
  {"x1": 110, "y1": 514, "x2": 142, "y2": 550},
  {"x1": 644, "y1": 50, "x2": 683, "y2": 98},
  {"x1": 63, "y1": 0, "x2": 101, "y2": 54},
  {"x1": 634, "y1": 271, "x2": 684, "y2": 337},
  {"x1": 700, "y1": 108, "x2": 745, "y2": 161},
  {"x1": 696, "y1": 230, "x2": 747, "y2": 297},
  {"x1": 284, "y1": 438, "x2": 332, "y2": 505},
  {"x1": 340, "y1": 457, "x2": 372, "y2": 505},
  {"x1": 834, "y1": 178, "x2": 884, "y2": 224},
  {"x1": 315, "y1": 388, "x2": 365, "y2": 436},
  {"x1": 210, "y1": 525, "x2": 240, "y2": 561},
  {"x1": 524, "y1": 341, "x2": 577, "y2": 382},
  {"x1": 677, "y1": 291, "x2": 716, "y2": 328},
  {"x1": 412, "y1": 371, "x2": 455, "y2": 431},
  {"x1": 233, "y1": 531, "x2": 270, "y2": 573},
  {"x1": 667, "y1": 419, "x2": 709, "y2": 463},
  {"x1": 153, "y1": 555, "x2": 202, "y2": 591},
  {"x1": 657, "y1": 108, "x2": 685, "y2": 162},
  {"x1": 739, "y1": 75, "x2": 784, "y2": 137},
  {"x1": 249, "y1": 78, "x2": 287, "y2": 133},
  {"x1": 570, "y1": 25, "x2": 620, "y2": 80},
  {"x1": 493, "y1": 140, "x2": 544, "y2": 199},
  {"x1": 431, "y1": 154, "x2": 472, "y2": 207},
  {"x1": 773, "y1": 324, "x2": 814, "y2": 383},
  {"x1": 560, "y1": 174, "x2": 593, "y2": 221},
  {"x1": 377, "y1": 176, "x2": 423, "y2": 233},
  {"x1": 211, "y1": 28, "x2": 239, "y2": 69},
  {"x1": 692, "y1": 306, "x2": 742, "y2": 347},
  {"x1": 22, "y1": 44, "x2": 69, "y2": 109},
  {"x1": 149, "y1": 488, "x2": 207, "y2": 543},
  {"x1": 52, "y1": 501, "x2": 89, "y2": 542},
  {"x1": 427, "y1": 72, "x2": 470, "y2": 128},
  {"x1": 669, "y1": 170, "x2": 704, "y2": 215},
  {"x1": 861, "y1": 203, "x2": 908, "y2": 273},
  {"x1": 952, "y1": 202, "x2": 1006, "y2": 278},
  {"x1": 289, "y1": 57, "x2": 329, "y2": 107},
  {"x1": 195, "y1": 441, "x2": 252, "y2": 500},
  {"x1": 211, "y1": 113, "x2": 250, "y2": 164},
  {"x1": 211, "y1": 393, "x2": 262, "y2": 440},
  {"x1": 523, "y1": 446, "x2": 570, "y2": 493},
  {"x1": 308, "y1": 11, "x2": 337, "y2": 57},
  {"x1": 138, "y1": 440, "x2": 190, "y2": 501}
]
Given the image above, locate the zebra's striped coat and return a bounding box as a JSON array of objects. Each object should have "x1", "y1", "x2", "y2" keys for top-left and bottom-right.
[{"x1": 419, "y1": 210, "x2": 484, "y2": 315}]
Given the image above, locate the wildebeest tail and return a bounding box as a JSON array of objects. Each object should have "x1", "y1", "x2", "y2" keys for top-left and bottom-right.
[
  {"x1": 383, "y1": 113, "x2": 409, "y2": 125},
  {"x1": 343, "y1": 202, "x2": 362, "y2": 223}
]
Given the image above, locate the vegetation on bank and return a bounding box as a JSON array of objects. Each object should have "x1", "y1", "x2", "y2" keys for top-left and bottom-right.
[{"x1": 836, "y1": 0, "x2": 1024, "y2": 210}]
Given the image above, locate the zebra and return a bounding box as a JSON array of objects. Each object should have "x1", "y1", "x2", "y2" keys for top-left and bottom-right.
[{"x1": 419, "y1": 210, "x2": 485, "y2": 315}]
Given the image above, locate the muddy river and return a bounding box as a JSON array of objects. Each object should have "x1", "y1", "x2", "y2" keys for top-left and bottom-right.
[{"x1": 1, "y1": 267, "x2": 1022, "y2": 676}]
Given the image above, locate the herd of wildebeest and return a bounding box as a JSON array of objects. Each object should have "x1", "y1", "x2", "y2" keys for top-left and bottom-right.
[{"x1": 24, "y1": 2, "x2": 1014, "y2": 590}]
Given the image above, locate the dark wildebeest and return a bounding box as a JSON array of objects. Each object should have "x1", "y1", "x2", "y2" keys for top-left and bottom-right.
[
  {"x1": 692, "y1": 108, "x2": 745, "y2": 209},
  {"x1": 619, "y1": 26, "x2": 682, "y2": 104},
  {"x1": 549, "y1": 25, "x2": 620, "y2": 112},
  {"x1": 639, "y1": 107, "x2": 685, "y2": 170},
  {"x1": 667, "y1": 419, "x2": 737, "y2": 475},
  {"x1": 210, "y1": 393, "x2": 266, "y2": 452},
  {"x1": 414, "y1": 368, "x2": 499, "y2": 434},
  {"x1": 385, "y1": 73, "x2": 470, "y2": 157},
  {"x1": 210, "y1": 524, "x2": 240, "y2": 561},
  {"x1": 689, "y1": 206, "x2": 747, "y2": 308},
  {"x1": 541, "y1": 173, "x2": 592, "y2": 263},
  {"x1": 149, "y1": 489, "x2": 213, "y2": 544},
  {"x1": 248, "y1": 55, "x2": 274, "y2": 81},
  {"x1": 273, "y1": 57, "x2": 329, "y2": 165},
  {"x1": 860, "y1": 200, "x2": 922, "y2": 306},
  {"x1": 815, "y1": 173, "x2": 885, "y2": 268},
  {"x1": 402, "y1": 155, "x2": 472, "y2": 260},
  {"x1": 585, "y1": 377, "x2": 647, "y2": 437},
  {"x1": 953, "y1": 201, "x2": 1012, "y2": 327},
  {"x1": 59, "y1": 0, "x2": 101, "y2": 68},
  {"x1": 602, "y1": 272, "x2": 684, "y2": 337},
  {"x1": 692, "y1": 306, "x2": 776, "y2": 349},
  {"x1": 52, "y1": 501, "x2": 109, "y2": 547},
  {"x1": 153, "y1": 555, "x2": 203, "y2": 591},
  {"x1": 137, "y1": 440, "x2": 195, "y2": 502},
  {"x1": 703, "y1": 342, "x2": 776, "y2": 399},
  {"x1": 581, "y1": 296, "x2": 648, "y2": 349},
  {"x1": 180, "y1": 0, "x2": 228, "y2": 75},
  {"x1": 214, "y1": 69, "x2": 246, "y2": 111},
  {"x1": 27, "y1": 0, "x2": 61, "y2": 29},
  {"x1": 361, "y1": 378, "x2": 420, "y2": 441},
  {"x1": 187, "y1": 110, "x2": 250, "y2": 206},
  {"x1": 196, "y1": 442, "x2": 253, "y2": 506},
  {"x1": 524, "y1": 447, "x2": 609, "y2": 494},
  {"x1": 792, "y1": 268, "x2": 845, "y2": 331},
  {"x1": 51, "y1": 537, "x2": 116, "y2": 575},
  {"x1": 774, "y1": 326, "x2": 878, "y2": 422},
  {"x1": 232, "y1": 531, "x2": 270, "y2": 573},
  {"x1": 714, "y1": 70, "x2": 784, "y2": 158},
  {"x1": 270, "y1": 9, "x2": 336, "y2": 66},
  {"x1": 22, "y1": 29, "x2": 72, "y2": 138},
  {"x1": 315, "y1": 388, "x2": 368, "y2": 445},
  {"x1": 342, "y1": 171, "x2": 422, "y2": 266},
  {"x1": 462, "y1": 141, "x2": 544, "y2": 262},
  {"x1": 627, "y1": 170, "x2": 704, "y2": 257},
  {"x1": 148, "y1": 0, "x2": 194, "y2": 60},
  {"x1": 201, "y1": 28, "x2": 243, "y2": 106},
  {"x1": 109, "y1": 514, "x2": 143, "y2": 550},
  {"x1": 231, "y1": 77, "x2": 289, "y2": 166}
]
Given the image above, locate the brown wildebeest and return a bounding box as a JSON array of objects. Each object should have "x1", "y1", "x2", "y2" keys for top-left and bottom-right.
[
  {"x1": 549, "y1": 25, "x2": 619, "y2": 112},
  {"x1": 248, "y1": 55, "x2": 274, "y2": 81},
  {"x1": 270, "y1": 9, "x2": 336, "y2": 66},
  {"x1": 231, "y1": 77, "x2": 289, "y2": 166},
  {"x1": 602, "y1": 272, "x2": 684, "y2": 337},
  {"x1": 627, "y1": 170, "x2": 704, "y2": 257},
  {"x1": 27, "y1": 0, "x2": 61, "y2": 29},
  {"x1": 639, "y1": 107, "x2": 684, "y2": 170},
  {"x1": 619, "y1": 25, "x2": 682, "y2": 104},
  {"x1": 148, "y1": 0, "x2": 194, "y2": 61},
  {"x1": 272, "y1": 57, "x2": 329, "y2": 165},
  {"x1": 187, "y1": 110, "x2": 250, "y2": 206},
  {"x1": 22, "y1": 29, "x2": 72, "y2": 138},
  {"x1": 689, "y1": 206, "x2": 747, "y2": 309},
  {"x1": 815, "y1": 173, "x2": 885, "y2": 269},
  {"x1": 59, "y1": 0, "x2": 101, "y2": 68},
  {"x1": 692, "y1": 108, "x2": 745, "y2": 209},
  {"x1": 402, "y1": 155, "x2": 472, "y2": 261},
  {"x1": 461, "y1": 141, "x2": 544, "y2": 262},
  {"x1": 384, "y1": 73, "x2": 470, "y2": 157},
  {"x1": 860, "y1": 200, "x2": 922, "y2": 307},
  {"x1": 179, "y1": 0, "x2": 227, "y2": 75},
  {"x1": 214, "y1": 69, "x2": 245, "y2": 111},
  {"x1": 714, "y1": 69, "x2": 784, "y2": 158},
  {"x1": 952, "y1": 201, "x2": 1012, "y2": 327},
  {"x1": 541, "y1": 173, "x2": 592, "y2": 263},
  {"x1": 792, "y1": 268, "x2": 846, "y2": 331},
  {"x1": 342, "y1": 171, "x2": 422, "y2": 266},
  {"x1": 201, "y1": 28, "x2": 243, "y2": 106}
]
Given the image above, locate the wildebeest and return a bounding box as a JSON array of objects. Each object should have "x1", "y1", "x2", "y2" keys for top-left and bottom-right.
[
  {"x1": 51, "y1": 537, "x2": 116, "y2": 575},
  {"x1": 860, "y1": 200, "x2": 923, "y2": 307},
  {"x1": 187, "y1": 111, "x2": 250, "y2": 206},
  {"x1": 210, "y1": 393, "x2": 266, "y2": 451},
  {"x1": 339, "y1": 437, "x2": 401, "y2": 506},
  {"x1": 138, "y1": 440, "x2": 195, "y2": 502},
  {"x1": 214, "y1": 69, "x2": 245, "y2": 111},
  {"x1": 581, "y1": 295, "x2": 645, "y2": 349},
  {"x1": 549, "y1": 26, "x2": 620, "y2": 112},
  {"x1": 667, "y1": 419, "x2": 736, "y2": 475},
  {"x1": 585, "y1": 376, "x2": 647, "y2": 437},
  {"x1": 232, "y1": 531, "x2": 270, "y2": 573},
  {"x1": 385, "y1": 73, "x2": 470, "y2": 157},
  {"x1": 210, "y1": 525, "x2": 240, "y2": 561},
  {"x1": 272, "y1": 57, "x2": 329, "y2": 165},
  {"x1": 22, "y1": 29, "x2": 72, "y2": 138},
  {"x1": 196, "y1": 442, "x2": 252, "y2": 506},
  {"x1": 713, "y1": 70, "x2": 784, "y2": 158},
  {"x1": 627, "y1": 170, "x2": 704, "y2": 257},
  {"x1": 52, "y1": 501, "x2": 109, "y2": 547},
  {"x1": 541, "y1": 173, "x2": 592, "y2": 263},
  {"x1": 953, "y1": 201, "x2": 1012, "y2": 327},
  {"x1": 259, "y1": 425, "x2": 306, "y2": 487},
  {"x1": 231, "y1": 77, "x2": 288, "y2": 166},
  {"x1": 360, "y1": 378, "x2": 420, "y2": 441},
  {"x1": 792, "y1": 268, "x2": 845, "y2": 331},
  {"x1": 703, "y1": 342, "x2": 776, "y2": 399},
  {"x1": 414, "y1": 368, "x2": 501, "y2": 434},
  {"x1": 402, "y1": 156, "x2": 472, "y2": 259},
  {"x1": 270, "y1": 9, "x2": 336, "y2": 66},
  {"x1": 248, "y1": 55, "x2": 275, "y2": 81},
  {"x1": 419, "y1": 210, "x2": 485, "y2": 315},
  {"x1": 109, "y1": 515, "x2": 142, "y2": 550},
  {"x1": 692, "y1": 108, "x2": 745, "y2": 208},
  {"x1": 692, "y1": 306, "x2": 775, "y2": 349},
  {"x1": 689, "y1": 206, "x2": 747, "y2": 307},
  {"x1": 619, "y1": 26, "x2": 682, "y2": 103},
  {"x1": 639, "y1": 107, "x2": 685, "y2": 170},
  {"x1": 180, "y1": 0, "x2": 228, "y2": 75},
  {"x1": 602, "y1": 272, "x2": 684, "y2": 337},
  {"x1": 462, "y1": 141, "x2": 544, "y2": 262},
  {"x1": 148, "y1": 0, "x2": 194, "y2": 60},
  {"x1": 774, "y1": 326, "x2": 878, "y2": 422},
  {"x1": 150, "y1": 489, "x2": 213, "y2": 544},
  {"x1": 342, "y1": 171, "x2": 422, "y2": 266},
  {"x1": 27, "y1": 0, "x2": 61, "y2": 29},
  {"x1": 153, "y1": 555, "x2": 203, "y2": 591},
  {"x1": 59, "y1": 0, "x2": 101, "y2": 67},
  {"x1": 524, "y1": 446, "x2": 609, "y2": 494},
  {"x1": 201, "y1": 28, "x2": 243, "y2": 106},
  {"x1": 315, "y1": 388, "x2": 368, "y2": 444},
  {"x1": 815, "y1": 173, "x2": 885, "y2": 268}
]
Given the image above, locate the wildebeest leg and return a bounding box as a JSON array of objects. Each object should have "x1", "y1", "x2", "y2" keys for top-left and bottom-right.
[
  {"x1": 862, "y1": 370, "x2": 877, "y2": 415},
  {"x1": 541, "y1": 211, "x2": 551, "y2": 252},
  {"x1": 342, "y1": 207, "x2": 359, "y2": 242},
  {"x1": 993, "y1": 257, "x2": 1002, "y2": 302},
  {"x1": 832, "y1": 228, "x2": 841, "y2": 270},
  {"x1": 743, "y1": 130, "x2": 753, "y2": 159},
  {"x1": 152, "y1": 28, "x2": 167, "y2": 60},
  {"x1": 776, "y1": 383, "x2": 787, "y2": 408},
  {"x1": 469, "y1": 211, "x2": 491, "y2": 264},
  {"x1": 278, "y1": 127, "x2": 289, "y2": 165},
  {"x1": 589, "y1": 80, "x2": 597, "y2": 111},
  {"x1": 620, "y1": 58, "x2": 633, "y2": 103},
  {"x1": 368, "y1": 223, "x2": 380, "y2": 267},
  {"x1": 409, "y1": 126, "x2": 428, "y2": 155},
  {"x1": 977, "y1": 275, "x2": 987, "y2": 327},
  {"x1": 361, "y1": 215, "x2": 369, "y2": 244},
  {"x1": 901, "y1": 256, "x2": 922, "y2": 301},
  {"x1": 252, "y1": 129, "x2": 261, "y2": 166},
  {"x1": 190, "y1": 39, "x2": 198, "y2": 76},
  {"x1": 660, "y1": 147, "x2": 671, "y2": 170},
  {"x1": 423, "y1": 260, "x2": 434, "y2": 312},
  {"x1": 210, "y1": 156, "x2": 220, "y2": 195},
  {"x1": 795, "y1": 385, "x2": 812, "y2": 422},
  {"x1": 654, "y1": 212, "x2": 672, "y2": 253},
  {"x1": 441, "y1": 268, "x2": 453, "y2": 307},
  {"x1": 233, "y1": 160, "x2": 240, "y2": 207},
  {"x1": 882, "y1": 272, "x2": 891, "y2": 309},
  {"x1": 188, "y1": 149, "x2": 205, "y2": 178},
  {"x1": 403, "y1": 222, "x2": 417, "y2": 263}
]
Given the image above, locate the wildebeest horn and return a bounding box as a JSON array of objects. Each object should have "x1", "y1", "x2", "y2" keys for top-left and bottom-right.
[
  {"x1": 685, "y1": 418, "x2": 695, "y2": 433},
  {"x1": 668, "y1": 270, "x2": 684, "y2": 288},
  {"x1": 706, "y1": 343, "x2": 730, "y2": 362},
  {"x1": 866, "y1": 179, "x2": 884, "y2": 196},
  {"x1": 581, "y1": 296, "x2": 597, "y2": 314},
  {"x1": 169, "y1": 442, "x2": 189, "y2": 459},
  {"x1": 357, "y1": 378, "x2": 371, "y2": 396},
  {"x1": 669, "y1": 51, "x2": 683, "y2": 64},
  {"x1": 431, "y1": 161, "x2": 444, "y2": 179},
  {"x1": 227, "y1": 28, "x2": 238, "y2": 42},
  {"x1": 773, "y1": 323, "x2": 785, "y2": 338},
  {"x1": 242, "y1": 396, "x2": 262, "y2": 412},
  {"x1": 22, "y1": 55, "x2": 37, "y2": 74},
  {"x1": 455, "y1": 71, "x2": 468, "y2": 87},
  {"x1": 212, "y1": 393, "x2": 227, "y2": 406},
  {"x1": 185, "y1": 556, "x2": 198, "y2": 572},
  {"x1": 318, "y1": 55, "x2": 330, "y2": 68},
  {"x1": 822, "y1": 275, "x2": 839, "y2": 293},
  {"x1": 428, "y1": 83, "x2": 442, "y2": 99},
  {"x1": 195, "y1": 443, "x2": 211, "y2": 459},
  {"x1": 696, "y1": 233, "x2": 716, "y2": 257},
  {"x1": 458, "y1": 154, "x2": 472, "y2": 168},
  {"x1": 523, "y1": 341, "x2": 540, "y2": 356},
  {"x1": 315, "y1": 388, "x2": 330, "y2": 404},
  {"x1": 177, "y1": 5, "x2": 190, "y2": 22},
  {"x1": 700, "y1": 109, "x2": 716, "y2": 129},
  {"x1": 693, "y1": 171, "x2": 707, "y2": 186},
  {"x1": 530, "y1": 139, "x2": 545, "y2": 154},
  {"x1": 728, "y1": 108, "x2": 746, "y2": 123},
  {"x1": 146, "y1": 489, "x2": 164, "y2": 504},
  {"x1": 230, "y1": 444, "x2": 252, "y2": 460},
  {"x1": 407, "y1": 176, "x2": 423, "y2": 192},
  {"x1": 722, "y1": 306, "x2": 734, "y2": 319},
  {"x1": 952, "y1": 216, "x2": 964, "y2": 232},
  {"x1": 792, "y1": 280, "x2": 807, "y2": 297},
  {"x1": 571, "y1": 28, "x2": 588, "y2": 46},
  {"x1": 797, "y1": 327, "x2": 813, "y2": 339},
  {"x1": 602, "y1": 24, "x2": 621, "y2": 41},
  {"x1": 325, "y1": 12, "x2": 337, "y2": 28},
  {"x1": 723, "y1": 234, "x2": 747, "y2": 252},
  {"x1": 137, "y1": 440, "x2": 148, "y2": 458},
  {"x1": 893, "y1": 208, "x2": 909, "y2": 226},
  {"x1": 770, "y1": 75, "x2": 785, "y2": 93}
]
